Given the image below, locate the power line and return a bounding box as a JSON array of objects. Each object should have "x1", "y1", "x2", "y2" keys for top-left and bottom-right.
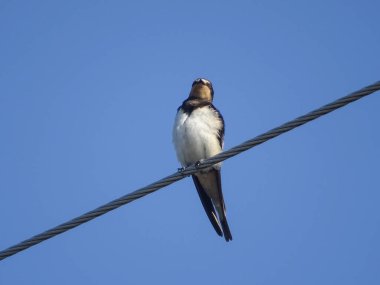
[{"x1": 1, "y1": 81, "x2": 379, "y2": 261}]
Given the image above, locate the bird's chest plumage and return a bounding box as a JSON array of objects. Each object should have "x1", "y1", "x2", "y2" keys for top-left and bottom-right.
[{"x1": 173, "y1": 106, "x2": 222, "y2": 167}]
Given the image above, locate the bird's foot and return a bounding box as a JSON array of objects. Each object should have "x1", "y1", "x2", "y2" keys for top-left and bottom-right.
[
  {"x1": 195, "y1": 159, "x2": 204, "y2": 168},
  {"x1": 177, "y1": 167, "x2": 191, "y2": 177},
  {"x1": 177, "y1": 167, "x2": 185, "y2": 173}
]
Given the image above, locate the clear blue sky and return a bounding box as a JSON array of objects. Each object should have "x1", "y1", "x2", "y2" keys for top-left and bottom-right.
[{"x1": 1, "y1": 1, "x2": 379, "y2": 284}]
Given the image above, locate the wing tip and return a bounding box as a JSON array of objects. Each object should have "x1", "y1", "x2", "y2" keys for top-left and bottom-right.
[
  {"x1": 192, "y1": 175, "x2": 224, "y2": 237},
  {"x1": 221, "y1": 219, "x2": 233, "y2": 242}
]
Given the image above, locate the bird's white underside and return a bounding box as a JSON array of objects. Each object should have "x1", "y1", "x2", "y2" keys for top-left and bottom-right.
[{"x1": 173, "y1": 106, "x2": 223, "y2": 168}]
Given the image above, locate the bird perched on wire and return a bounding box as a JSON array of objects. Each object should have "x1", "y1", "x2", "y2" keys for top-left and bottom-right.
[{"x1": 172, "y1": 78, "x2": 232, "y2": 242}]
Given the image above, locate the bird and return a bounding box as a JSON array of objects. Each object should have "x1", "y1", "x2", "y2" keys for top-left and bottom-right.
[{"x1": 172, "y1": 78, "x2": 232, "y2": 242}]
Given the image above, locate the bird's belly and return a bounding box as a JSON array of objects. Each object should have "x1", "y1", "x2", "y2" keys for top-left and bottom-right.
[
  {"x1": 174, "y1": 112, "x2": 221, "y2": 167},
  {"x1": 181, "y1": 129, "x2": 208, "y2": 164}
]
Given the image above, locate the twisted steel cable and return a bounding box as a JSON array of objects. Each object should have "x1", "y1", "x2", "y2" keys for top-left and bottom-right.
[{"x1": 1, "y1": 81, "x2": 379, "y2": 261}]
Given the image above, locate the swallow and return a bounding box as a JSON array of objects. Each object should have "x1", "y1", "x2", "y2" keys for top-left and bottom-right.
[{"x1": 172, "y1": 78, "x2": 232, "y2": 241}]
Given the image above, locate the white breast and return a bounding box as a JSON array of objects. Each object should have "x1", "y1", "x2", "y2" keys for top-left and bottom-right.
[{"x1": 173, "y1": 106, "x2": 223, "y2": 168}]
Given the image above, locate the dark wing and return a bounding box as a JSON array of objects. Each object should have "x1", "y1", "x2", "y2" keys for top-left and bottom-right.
[
  {"x1": 192, "y1": 175, "x2": 223, "y2": 237},
  {"x1": 210, "y1": 104, "x2": 225, "y2": 148},
  {"x1": 213, "y1": 169, "x2": 232, "y2": 242}
]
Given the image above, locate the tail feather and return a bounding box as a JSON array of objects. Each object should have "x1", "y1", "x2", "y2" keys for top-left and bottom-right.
[
  {"x1": 213, "y1": 169, "x2": 233, "y2": 242},
  {"x1": 192, "y1": 169, "x2": 233, "y2": 242},
  {"x1": 192, "y1": 175, "x2": 223, "y2": 237},
  {"x1": 221, "y1": 217, "x2": 233, "y2": 242}
]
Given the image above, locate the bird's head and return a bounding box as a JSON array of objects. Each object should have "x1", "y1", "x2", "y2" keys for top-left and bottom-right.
[{"x1": 189, "y1": 78, "x2": 214, "y2": 102}]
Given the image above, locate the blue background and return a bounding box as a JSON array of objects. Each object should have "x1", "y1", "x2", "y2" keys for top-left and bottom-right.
[{"x1": 1, "y1": 1, "x2": 379, "y2": 284}]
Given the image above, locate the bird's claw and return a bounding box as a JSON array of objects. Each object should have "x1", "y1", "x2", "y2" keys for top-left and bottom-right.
[
  {"x1": 177, "y1": 167, "x2": 185, "y2": 173},
  {"x1": 177, "y1": 160, "x2": 203, "y2": 175},
  {"x1": 177, "y1": 167, "x2": 191, "y2": 177},
  {"x1": 195, "y1": 160, "x2": 203, "y2": 168}
]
